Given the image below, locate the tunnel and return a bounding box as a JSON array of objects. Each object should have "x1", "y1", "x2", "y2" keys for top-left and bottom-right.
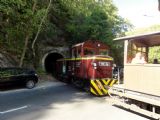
[{"x1": 44, "y1": 52, "x2": 63, "y2": 76}]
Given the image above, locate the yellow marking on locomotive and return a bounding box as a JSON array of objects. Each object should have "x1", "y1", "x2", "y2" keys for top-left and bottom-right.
[
  {"x1": 109, "y1": 79, "x2": 117, "y2": 86},
  {"x1": 96, "y1": 80, "x2": 108, "y2": 94},
  {"x1": 102, "y1": 79, "x2": 111, "y2": 85},
  {"x1": 90, "y1": 87, "x2": 98, "y2": 95},
  {"x1": 90, "y1": 78, "x2": 118, "y2": 96},
  {"x1": 57, "y1": 57, "x2": 113, "y2": 61},
  {"x1": 91, "y1": 80, "x2": 103, "y2": 95}
]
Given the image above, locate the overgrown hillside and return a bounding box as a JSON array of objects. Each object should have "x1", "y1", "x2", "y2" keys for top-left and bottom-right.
[{"x1": 0, "y1": 0, "x2": 131, "y2": 68}]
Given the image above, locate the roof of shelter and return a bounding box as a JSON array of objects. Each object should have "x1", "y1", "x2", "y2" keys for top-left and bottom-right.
[{"x1": 114, "y1": 31, "x2": 160, "y2": 47}]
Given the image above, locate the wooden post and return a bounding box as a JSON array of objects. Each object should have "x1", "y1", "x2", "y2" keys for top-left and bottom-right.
[{"x1": 124, "y1": 40, "x2": 128, "y2": 64}]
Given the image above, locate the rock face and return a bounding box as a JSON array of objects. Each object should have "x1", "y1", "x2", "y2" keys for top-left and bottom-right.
[
  {"x1": 0, "y1": 53, "x2": 17, "y2": 67},
  {"x1": 0, "y1": 39, "x2": 69, "y2": 69}
]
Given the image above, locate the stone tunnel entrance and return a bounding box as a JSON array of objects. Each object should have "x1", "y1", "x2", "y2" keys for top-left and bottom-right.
[{"x1": 44, "y1": 52, "x2": 64, "y2": 76}]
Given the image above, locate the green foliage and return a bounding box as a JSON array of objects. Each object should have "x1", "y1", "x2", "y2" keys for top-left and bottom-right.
[
  {"x1": 149, "y1": 46, "x2": 160, "y2": 63},
  {"x1": 65, "y1": 0, "x2": 131, "y2": 45},
  {"x1": 127, "y1": 24, "x2": 160, "y2": 35},
  {"x1": 0, "y1": 0, "x2": 50, "y2": 60},
  {"x1": 0, "y1": 0, "x2": 131, "y2": 67},
  {"x1": 59, "y1": 0, "x2": 132, "y2": 65}
]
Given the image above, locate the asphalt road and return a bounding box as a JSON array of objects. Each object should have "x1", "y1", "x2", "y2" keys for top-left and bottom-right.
[{"x1": 0, "y1": 81, "x2": 150, "y2": 120}]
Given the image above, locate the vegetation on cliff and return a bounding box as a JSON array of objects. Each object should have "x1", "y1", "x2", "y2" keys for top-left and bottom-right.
[{"x1": 0, "y1": 0, "x2": 132, "y2": 67}]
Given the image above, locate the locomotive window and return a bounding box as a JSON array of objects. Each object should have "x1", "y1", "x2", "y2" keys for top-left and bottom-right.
[
  {"x1": 99, "y1": 49, "x2": 109, "y2": 55},
  {"x1": 84, "y1": 49, "x2": 95, "y2": 55},
  {"x1": 72, "y1": 47, "x2": 82, "y2": 58},
  {"x1": 77, "y1": 48, "x2": 81, "y2": 57},
  {"x1": 72, "y1": 49, "x2": 76, "y2": 58}
]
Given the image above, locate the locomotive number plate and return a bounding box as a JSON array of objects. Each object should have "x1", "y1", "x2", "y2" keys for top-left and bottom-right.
[{"x1": 99, "y1": 62, "x2": 110, "y2": 66}]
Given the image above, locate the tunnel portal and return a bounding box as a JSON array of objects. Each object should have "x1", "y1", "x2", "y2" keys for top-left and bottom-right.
[{"x1": 44, "y1": 53, "x2": 63, "y2": 76}]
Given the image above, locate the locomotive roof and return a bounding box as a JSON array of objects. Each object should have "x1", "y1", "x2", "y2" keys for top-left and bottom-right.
[
  {"x1": 114, "y1": 31, "x2": 160, "y2": 47},
  {"x1": 72, "y1": 40, "x2": 109, "y2": 48}
]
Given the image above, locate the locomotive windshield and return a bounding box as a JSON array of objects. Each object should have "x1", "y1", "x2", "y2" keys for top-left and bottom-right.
[
  {"x1": 99, "y1": 49, "x2": 109, "y2": 55},
  {"x1": 84, "y1": 48, "x2": 109, "y2": 56},
  {"x1": 84, "y1": 48, "x2": 95, "y2": 56}
]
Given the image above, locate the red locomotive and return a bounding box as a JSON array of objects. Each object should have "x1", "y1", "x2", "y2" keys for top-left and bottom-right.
[{"x1": 56, "y1": 40, "x2": 117, "y2": 96}]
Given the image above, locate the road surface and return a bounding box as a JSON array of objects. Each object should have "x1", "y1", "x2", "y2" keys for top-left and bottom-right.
[{"x1": 0, "y1": 81, "x2": 151, "y2": 120}]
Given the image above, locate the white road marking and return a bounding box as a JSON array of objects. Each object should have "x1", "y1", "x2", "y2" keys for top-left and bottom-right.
[{"x1": 0, "y1": 106, "x2": 28, "y2": 114}]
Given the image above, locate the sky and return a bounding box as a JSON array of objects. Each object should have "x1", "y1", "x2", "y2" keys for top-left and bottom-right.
[{"x1": 113, "y1": 0, "x2": 160, "y2": 29}]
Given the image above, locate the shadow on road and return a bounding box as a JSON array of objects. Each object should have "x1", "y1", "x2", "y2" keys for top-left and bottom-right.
[
  {"x1": 0, "y1": 74, "x2": 55, "y2": 91},
  {"x1": 0, "y1": 84, "x2": 24, "y2": 91},
  {"x1": 113, "y1": 105, "x2": 156, "y2": 120},
  {"x1": 0, "y1": 82, "x2": 106, "y2": 120}
]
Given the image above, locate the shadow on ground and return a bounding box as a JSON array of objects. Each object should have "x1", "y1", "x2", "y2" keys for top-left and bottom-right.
[
  {"x1": 0, "y1": 74, "x2": 56, "y2": 91},
  {"x1": 0, "y1": 81, "x2": 106, "y2": 120}
]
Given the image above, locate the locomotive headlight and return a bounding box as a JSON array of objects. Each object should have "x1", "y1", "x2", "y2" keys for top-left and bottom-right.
[
  {"x1": 92, "y1": 62, "x2": 97, "y2": 67},
  {"x1": 92, "y1": 62, "x2": 97, "y2": 69}
]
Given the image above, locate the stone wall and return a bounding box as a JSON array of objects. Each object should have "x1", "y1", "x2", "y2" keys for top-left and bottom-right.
[{"x1": 0, "y1": 44, "x2": 69, "y2": 70}]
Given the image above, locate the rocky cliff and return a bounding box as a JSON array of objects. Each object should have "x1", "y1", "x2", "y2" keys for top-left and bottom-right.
[{"x1": 0, "y1": 53, "x2": 17, "y2": 67}]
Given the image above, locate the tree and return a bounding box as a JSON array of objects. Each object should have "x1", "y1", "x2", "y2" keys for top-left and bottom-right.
[
  {"x1": 127, "y1": 24, "x2": 160, "y2": 36},
  {"x1": 65, "y1": 0, "x2": 131, "y2": 44},
  {"x1": 31, "y1": 0, "x2": 52, "y2": 57},
  {"x1": 0, "y1": 0, "x2": 132, "y2": 67},
  {"x1": 0, "y1": 0, "x2": 50, "y2": 67},
  {"x1": 63, "y1": 0, "x2": 132, "y2": 65}
]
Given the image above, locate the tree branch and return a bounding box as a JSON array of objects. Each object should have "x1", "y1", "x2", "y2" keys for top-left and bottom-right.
[{"x1": 31, "y1": 0, "x2": 52, "y2": 56}]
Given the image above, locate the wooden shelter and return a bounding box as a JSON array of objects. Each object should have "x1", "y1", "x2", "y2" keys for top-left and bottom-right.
[{"x1": 114, "y1": 31, "x2": 160, "y2": 96}]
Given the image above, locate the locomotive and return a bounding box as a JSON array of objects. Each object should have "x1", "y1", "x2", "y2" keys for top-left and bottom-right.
[{"x1": 56, "y1": 40, "x2": 117, "y2": 96}]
